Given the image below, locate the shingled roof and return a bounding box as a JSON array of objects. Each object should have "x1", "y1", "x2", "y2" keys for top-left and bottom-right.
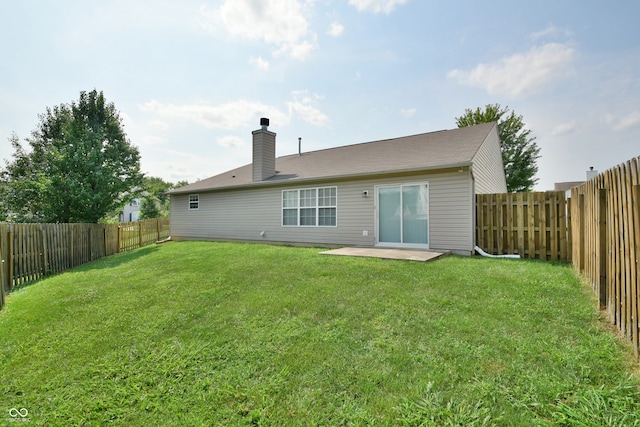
[{"x1": 170, "y1": 122, "x2": 497, "y2": 194}]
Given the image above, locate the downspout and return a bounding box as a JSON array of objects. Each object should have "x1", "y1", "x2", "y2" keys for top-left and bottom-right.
[{"x1": 474, "y1": 246, "x2": 520, "y2": 259}]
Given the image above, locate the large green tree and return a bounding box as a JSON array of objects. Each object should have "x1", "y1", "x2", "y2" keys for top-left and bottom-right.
[
  {"x1": 2, "y1": 90, "x2": 143, "y2": 223},
  {"x1": 456, "y1": 104, "x2": 541, "y2": 192},
  {"x1": 138, "y1": 194, "x2": 162, "y2": 220}
]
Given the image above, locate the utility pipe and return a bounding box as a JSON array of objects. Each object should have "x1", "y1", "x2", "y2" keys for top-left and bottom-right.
[{"x1": 474, "y1": 246, "x2": 520, "y2": 259}]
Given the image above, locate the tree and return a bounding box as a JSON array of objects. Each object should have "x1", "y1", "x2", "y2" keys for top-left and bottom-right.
[
  {"x1": 138, "y1": 194, "x2": 161, "y2": 220},
  {"x1": 0, "y1": 175, "x2": 8, "y2": 220},
  {"x1": 1, "y1": 90, "x2": 143, "y2": 223},
  {"x1": 455, "y1": 104, "x2": 541, "y2": 192},
  {"x1": 143, "y1": 176, "x2": 173, "y2": 205},
  {"x1": 137, "y1": 176, "x2": 179, "y2": 219}
]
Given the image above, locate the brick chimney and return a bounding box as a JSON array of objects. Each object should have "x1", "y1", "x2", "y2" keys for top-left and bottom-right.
[{"x1": 252, "y1": 118, "x2": 276, "y2": 181}]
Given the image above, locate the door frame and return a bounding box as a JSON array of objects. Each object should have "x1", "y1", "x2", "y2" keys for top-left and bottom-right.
[{"x1": 374, "y1": 181, "x2": 430, "y2": 249}]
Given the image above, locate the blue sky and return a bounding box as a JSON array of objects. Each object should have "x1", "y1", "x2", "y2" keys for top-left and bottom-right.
[{"x1": 1, "y1": 0, "x2": 639, "y2": 190}]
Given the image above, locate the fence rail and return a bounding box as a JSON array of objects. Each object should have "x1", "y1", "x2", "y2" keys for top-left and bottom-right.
[
  {"x1": 476, "y1": 191, "x2": 571, "y2": 262},
  {"x1": 0, "y1": 218, "x2": 169, "y2": 304}
]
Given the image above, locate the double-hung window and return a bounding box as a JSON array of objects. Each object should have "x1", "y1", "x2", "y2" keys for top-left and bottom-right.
[
  {"x1": 188, "y1": 194, "x2": 199, "y2": 210},
  {"x1": 282, "y1": 187, "x2": 337, "y2": 227}
]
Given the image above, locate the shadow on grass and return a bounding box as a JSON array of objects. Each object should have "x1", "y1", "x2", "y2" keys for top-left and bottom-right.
[
  {"x1": 8, "y1": 244, "x2": 161, "y2": 294},
  {"x1": 77, "y1": 244, "x2": 161, "y2": 271}
]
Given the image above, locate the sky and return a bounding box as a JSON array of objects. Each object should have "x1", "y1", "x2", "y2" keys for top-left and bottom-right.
[{"x1": 1, "y1": 0, "x2": 639, "y2": 191}]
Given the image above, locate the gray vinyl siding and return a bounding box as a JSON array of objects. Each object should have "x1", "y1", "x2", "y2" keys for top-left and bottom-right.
[
  {"x1": 472, "y1": 127, "x2": 507, "y2": 194},
  {"x1": 427, "y1": 172, "x2": 473, "y2": 253},
  {"x1": 170, "y1": 170, "x2": 474, "y2": 255}
]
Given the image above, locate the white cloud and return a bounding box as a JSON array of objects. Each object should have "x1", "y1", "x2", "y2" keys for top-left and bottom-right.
[
  {"x1": 400, "y1": 108, "x2": 417, "y2": 118},
  {"x1": 328, "y1": 22, "x2": 344, "y2": 37},
  {"x1": 606, "y1": 111, "x2": 640, "y2": 131},
  {"x1": 551, "y1": 120, "x2": 577, "y2": 136},
  {"x1": 275, "y1": 36, "x2": 317, "y2": 60},
  {"x1": 140, "y1": 92, "x2": 329, "y2": 131},
  {"x1": 206, "y1": 0, "x2": 317, "y2": 60},
  {"x1": 218, "y1": 135, "x2": 245, "y2": 148},
  {"x1": 291, "y1": 89, "x2": 324, "y2": 104},
  {"x1": 149, "y1": 119, "x2": 170, "y2": 131},
  {"x1": 138, "y1": 134, "x2": 167, "y2": 147},
  {"x1": 288, "y1": 90, "x2": 329, "y2": 126},
  {"x1": 530, "y1": 25, "x2": 573, "y2": 41},
  {"x1": 140, "y1": 99, "x2": 289, "y2": 130},
  {"x1": 448, "y1": 42, "x2": 575, "y2": 97},
  {"x1": 144, "y1": 148, "x2": 238, "y2": 184},
  {"x1": 249, "y1": 56, "x2": 270, "y2": 70},
  {"x1": 288, "y1": 102, "x2": 329, "y2": 126},
  {"x1": 348, "y1": 0, "x2": 408, "y2": 14}
]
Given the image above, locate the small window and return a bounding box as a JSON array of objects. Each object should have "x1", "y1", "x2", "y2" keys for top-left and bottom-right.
[{"x1": 189, "y1": 194, "x2": 199, "y2": 210}]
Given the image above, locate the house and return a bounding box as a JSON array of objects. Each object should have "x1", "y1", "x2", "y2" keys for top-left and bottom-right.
[
  {"x1": 553, "y1": 167, "x2": 599, "y2": 198},
  {"x1": 169, "y1": 119, "x2": 506, "y2": 255},
  {"x1": 119, "y1": 198, "x2": 141, "y2": 223}
]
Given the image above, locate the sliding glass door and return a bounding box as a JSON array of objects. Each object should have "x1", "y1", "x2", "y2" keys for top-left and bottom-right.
[{"x1": 377, "y1": 183, "x2": 429, "y2": 247}]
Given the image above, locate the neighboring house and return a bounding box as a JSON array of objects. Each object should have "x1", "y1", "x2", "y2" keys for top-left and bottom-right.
[
  {"x1": 553, "y1": 167, "x2": 599, "y2": 198},
  {"x1": 119, "y1": 198, "x2": 141, "y2": 222},
  {"x1": 169, "y1": 119, "x2": 506, "y2": 255}
]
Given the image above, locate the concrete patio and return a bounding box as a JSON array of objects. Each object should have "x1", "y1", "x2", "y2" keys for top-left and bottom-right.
[{"x1": 320, "y1": 247, "x2": 448, "y2": 262}]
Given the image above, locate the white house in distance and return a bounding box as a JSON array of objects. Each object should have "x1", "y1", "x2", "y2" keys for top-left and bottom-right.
[
  {"x1": 169, "y1": 119, "x2": 506, "y2": 255},
  {"x1": 119, "y1": 198, "x2": 141, "y2": 222}
]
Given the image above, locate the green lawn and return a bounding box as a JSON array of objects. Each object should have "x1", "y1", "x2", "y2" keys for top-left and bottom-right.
[{"x1": 1, "y1": 241, "x2": 639, "y2": 426}]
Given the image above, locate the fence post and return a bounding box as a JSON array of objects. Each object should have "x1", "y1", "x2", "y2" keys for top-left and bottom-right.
[
  {"x1": 40, "y1": 224, "x2": 48, "y2": 276},
  {"x1": 0, "y1": 227, "x2": 6, "y2": 308},
  {"x1": 578, "y1": 194, "x2": 585, "y2": 271},
  {"x1": 7, "y1": 230, "x2": 13, "y2": 292},
  {"x1": 598, "y1": 189, "x2": 608, "y2": 308}
]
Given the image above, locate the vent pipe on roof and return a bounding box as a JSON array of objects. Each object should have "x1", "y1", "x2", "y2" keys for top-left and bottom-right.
[{"x1": 298, "y1": 137, "x2": 301, "y2": 156}]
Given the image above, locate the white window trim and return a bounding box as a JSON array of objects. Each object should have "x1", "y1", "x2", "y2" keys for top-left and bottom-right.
[
  {"x1": 282, "y1": 186, "x2": 337, "y2": 227},
  {"x1": 188, "y1": 194, "x2": 199, "y2": 210}
]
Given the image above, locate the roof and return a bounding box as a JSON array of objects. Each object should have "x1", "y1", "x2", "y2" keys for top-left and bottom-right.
[
  {"x1": 170, "y1": 122, "x2": 498, "y2": 194},
  {"x1": 554, "y1": 181, "x2": 584, "y2": 192}
]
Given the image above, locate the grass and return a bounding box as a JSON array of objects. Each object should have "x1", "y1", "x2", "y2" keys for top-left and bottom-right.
[{"x1": 0, "y1": 241, "x2": 639, "y2": 426}]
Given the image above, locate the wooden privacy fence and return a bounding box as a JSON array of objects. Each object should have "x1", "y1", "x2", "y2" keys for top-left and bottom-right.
[
  {"x1": 0, "y1": 218, "x2": 170, "y2": 309},
  {"x1": 477, "y1": 156, "x2": 640, "y2": 358},
  {"x1": 476, "y1": 191, "x2": 571, "y2": 262},
  {"x1": 571, "y1": 156, "x2": 640, "y2": 358}
]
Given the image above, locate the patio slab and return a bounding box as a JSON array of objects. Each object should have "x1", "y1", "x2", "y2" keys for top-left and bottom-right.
[{"x1": 320, "y1": 247, "x2": 448, "y2": 262}]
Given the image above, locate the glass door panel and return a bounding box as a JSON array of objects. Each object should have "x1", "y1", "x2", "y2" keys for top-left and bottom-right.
[
  {"x1": 402, "y1": 184, "x2": 429, "y2": 244},
  {"x1": 378, "y1": 186, "x2": 401, "y2": 243}
]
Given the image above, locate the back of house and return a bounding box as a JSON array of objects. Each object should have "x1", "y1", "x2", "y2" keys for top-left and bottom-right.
[{"x1": 169, "y1": 119, "x2": 506, "y2": 255}]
